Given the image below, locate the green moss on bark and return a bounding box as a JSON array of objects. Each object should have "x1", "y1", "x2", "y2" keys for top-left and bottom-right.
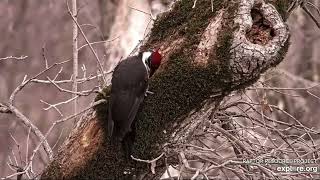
[
  {"x1": 144, "y1": 0, "x2": 224, "y2": 48},
  {"x1": 134, "y1": 0, "x2": 239, "y2": 159}
]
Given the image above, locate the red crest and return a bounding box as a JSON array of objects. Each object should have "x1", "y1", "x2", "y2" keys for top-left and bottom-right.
[{"x1": 150, "y1": 50, "x2": 162, "y2": 68}]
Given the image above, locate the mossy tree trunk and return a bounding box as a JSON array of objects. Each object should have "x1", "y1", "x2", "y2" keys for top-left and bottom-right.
[{"x1": 41, "y1": 0, "x2": 290, "y2": 179}]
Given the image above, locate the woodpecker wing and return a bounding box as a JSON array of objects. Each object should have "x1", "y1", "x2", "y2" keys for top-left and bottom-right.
[{"x1": 108, "y1": 54, "x2": 148, "y2": 140}]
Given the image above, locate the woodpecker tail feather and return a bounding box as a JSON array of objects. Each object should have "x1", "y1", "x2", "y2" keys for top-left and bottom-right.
[
  {"x1": 107, "y1": 104, "x2": 114, "y2": 138},
  {"x1": 121, "y1": 120, "x2": 136, "y2": 160}
]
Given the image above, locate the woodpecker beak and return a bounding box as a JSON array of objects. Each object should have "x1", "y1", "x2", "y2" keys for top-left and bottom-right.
[
  {"x1": 149, "y1": 64, "x2": 160, "y2": 77},
  {"x1": 149, "y1": 68, "x2": 155, "y2": 77}
]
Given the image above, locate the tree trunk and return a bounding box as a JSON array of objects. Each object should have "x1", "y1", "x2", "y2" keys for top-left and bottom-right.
[{"x1": 41, "y1": 0, "x2": 290, "y2": 179}]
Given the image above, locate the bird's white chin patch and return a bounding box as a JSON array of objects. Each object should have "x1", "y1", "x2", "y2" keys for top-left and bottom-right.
[{"x1": 142, "y1": 52, "x2": 152, "y2": 73}]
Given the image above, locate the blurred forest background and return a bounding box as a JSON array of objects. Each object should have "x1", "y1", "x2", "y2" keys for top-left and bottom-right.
[{"x1": 0, "y1": 0, "x2": 319, "y2": 178}]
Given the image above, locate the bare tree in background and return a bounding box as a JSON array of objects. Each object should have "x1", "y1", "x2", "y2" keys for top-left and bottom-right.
[
  {"x1": 72, "y1": 0, "x2": 79, "y2": 116},
  {"x1": 0, "y1": 0, "x2": 110, "y2": 178}
]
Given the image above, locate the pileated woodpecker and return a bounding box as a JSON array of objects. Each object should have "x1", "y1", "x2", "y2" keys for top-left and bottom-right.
[{"x1": 108, "y1": 50, "x2": 162, "y2": 158}]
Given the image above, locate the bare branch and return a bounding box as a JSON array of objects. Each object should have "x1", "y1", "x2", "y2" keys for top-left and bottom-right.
[
  {"x1": 0, "y1": 55, "x2": 28, "y2": 62},
  {"x1": 287, "y1": 0, "x2": 320, "y2": 29},
  {"x1": 6, "y1": 104, "x2": 53, "y2": 161},
  {"x1": 9, "y1": 59, "x2": 70, "y2": 105},
  {"x1": 77, "y1": 37, "x2": 119, "y2": 51},
  {"x1": 0, "y1": 103, "x2": 11, "y2": 113},
  {"x1": 31, "y1": 70, "x2": 113, "y2": 85},
  {"x1": 302, "y1": 3, "x2": 320, "y2": 29},
  {"x1": 26, "y1": 127, "x2": 31, "y2": 167},
  {"x1": 42, "y1": 45, "x2": 49, "y2": 69},
  {"x1": 131, "y1": 153, "x2": 164, "y2": 174},
  {"x1": 1, "y1": 99, "x2": 106, "y2": 180},
  {"x1": 52, "y1": 128, "x2": 65, "y2": 150},
  {"x1": 128, "y1": 6, "x2": 156, "y2": 20},
  {"x1": 40, "y1": 99, "x2": 65, "y2": 117},
  {"x1": 47, "y1": 77, "x2": 97, "y2": 96}
]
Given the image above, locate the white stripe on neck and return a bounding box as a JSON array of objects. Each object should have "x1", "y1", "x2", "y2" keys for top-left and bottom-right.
[{"x1": 142, "y1": 52, "x2": 151, "y2": 74}]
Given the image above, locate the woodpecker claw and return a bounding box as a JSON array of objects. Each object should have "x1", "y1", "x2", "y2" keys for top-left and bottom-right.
[
  {"x1": 147, "y1": 90, "x2": 154, "y2": 94},
  {"x1": 145, "y1": 90, "x2": 154, "y2": 97}
]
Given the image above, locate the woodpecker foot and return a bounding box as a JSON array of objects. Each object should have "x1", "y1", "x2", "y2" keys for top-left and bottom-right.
[{"x1": 145, "y1": 90, "x2": 154, "y2": 97}]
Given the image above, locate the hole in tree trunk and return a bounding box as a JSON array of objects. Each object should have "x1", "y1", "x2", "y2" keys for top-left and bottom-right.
[{"x1": 246, "y1": 7, "x2": 275, "y2": 45}]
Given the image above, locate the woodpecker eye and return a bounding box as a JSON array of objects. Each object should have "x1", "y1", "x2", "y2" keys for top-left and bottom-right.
[{"x1": 145, "y1": 56, "x2": 151, "y2": 67}]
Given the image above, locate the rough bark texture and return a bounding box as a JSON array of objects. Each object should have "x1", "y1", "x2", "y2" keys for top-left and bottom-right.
[{"x1": 41, "y1": 0, "x2": 290, "y2": 179}]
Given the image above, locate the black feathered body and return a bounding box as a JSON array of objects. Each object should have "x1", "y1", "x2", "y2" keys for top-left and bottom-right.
[{"x1": 108, "y1": 53, "x2": 148, "y2": 142}]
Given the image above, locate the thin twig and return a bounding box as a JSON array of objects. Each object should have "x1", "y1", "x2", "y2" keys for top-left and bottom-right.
[
  {"x1": 131, "y1": 153, "x2": 164, "y2": 174},
  {"x1": 42, "y1": 45, "x2": 49, "y2": 69},
  {"x1": 6, "y1": 104, "x2": 53, "y2": 160},
  {"x1": 128, "y1": 6, "x2": 156, "y2": 20},
  {"x1": 77, "y1": 37, "x2": 119, "y2": 51},
  {"x1": 302, "y1": 3, "x2": 320, "y2": 29}
]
